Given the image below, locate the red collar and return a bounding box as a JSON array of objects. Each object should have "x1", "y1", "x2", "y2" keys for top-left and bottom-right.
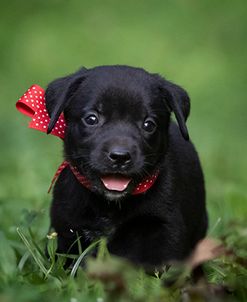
[
  {"x1": 48, "y1": 160, "x2": 159, "y2": 195},
  {"x1": 16, "y1": 85, "x2": 159, "y2": 195}
]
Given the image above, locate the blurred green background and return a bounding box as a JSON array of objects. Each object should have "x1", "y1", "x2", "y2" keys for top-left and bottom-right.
[{"x1": 0, "y1": 0, "x2": 246, "y2": 239}]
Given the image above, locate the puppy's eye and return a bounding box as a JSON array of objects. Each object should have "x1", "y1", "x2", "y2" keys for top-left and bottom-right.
[
  {"x1": 143, "y1": 118, "x2": 157, "y2": 133},
  {"x1": 83, "y1": 114, "x2": 99, "y2": 126}
]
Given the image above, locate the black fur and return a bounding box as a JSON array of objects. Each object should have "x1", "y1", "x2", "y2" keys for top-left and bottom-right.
[{"x1": 46, "y1": 65, "x2": 207, "y2": 268}]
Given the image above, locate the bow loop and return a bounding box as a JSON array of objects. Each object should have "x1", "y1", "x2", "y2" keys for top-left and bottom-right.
[{"x1": 16, "y1": 84, "x2": 66, "y2": 139}]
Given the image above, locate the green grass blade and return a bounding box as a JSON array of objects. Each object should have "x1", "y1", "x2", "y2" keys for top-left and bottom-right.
[
  {"x1": 28, "y1": 227, "x2": 47, "y2": 259},
  {"x1": 18, "y1": 250, "x2": 30, "y2": 272},
  {"x1": 70, "y1": 240, "x2": 101, "y2": 278},
  {"x1": 17, "y1": 227, "x2": 48, "y2": 276}
]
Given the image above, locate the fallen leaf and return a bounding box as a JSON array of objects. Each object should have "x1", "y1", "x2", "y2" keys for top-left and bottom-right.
[{"x1": 186, "y1": 238, "x2": 226, "y2": 269}]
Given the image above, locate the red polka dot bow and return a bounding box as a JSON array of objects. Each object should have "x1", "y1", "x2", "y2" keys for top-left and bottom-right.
[
  {"x1": 16, "y1": 84, "x2": 66, "y2": 139},
  {"x1": 16, "y1": 84, "x2": 159, "y2": 195}
]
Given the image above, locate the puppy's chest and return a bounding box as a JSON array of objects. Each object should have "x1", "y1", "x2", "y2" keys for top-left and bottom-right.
[
  {"x1": 82, "y1": 216, "x2": 116, "y2": 241},
  {"x1": 70, "y1": 212, "x2": 118, "y2": 242},
  {"x1": 68, "y1": 198, "x2": 134, "y2": 242}
]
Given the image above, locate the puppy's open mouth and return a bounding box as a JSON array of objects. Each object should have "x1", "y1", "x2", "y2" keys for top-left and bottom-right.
[{"x1": 100, "y1": 175, "x2": 132, "y2": 192}]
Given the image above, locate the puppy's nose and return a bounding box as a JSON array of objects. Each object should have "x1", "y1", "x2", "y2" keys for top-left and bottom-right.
[{"x1": 108, "y1": 148, "x2": 131, "y2": 166}]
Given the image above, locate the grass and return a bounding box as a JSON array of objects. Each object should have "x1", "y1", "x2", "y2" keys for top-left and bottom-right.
[
  {"x1": 0, "y1": 213, "x2": 246, "y2": 301},
  {"x1": 0, "y1": 0, "x2": 247, "y2": 301}
]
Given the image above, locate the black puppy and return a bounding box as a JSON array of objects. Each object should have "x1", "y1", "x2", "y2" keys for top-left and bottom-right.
[{"x1": 45, "y1": 65, "x2": 207, "y2": 267}]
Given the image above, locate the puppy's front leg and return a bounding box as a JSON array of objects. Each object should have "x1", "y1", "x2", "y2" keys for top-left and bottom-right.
[
  {"x1": 108, "y1": 217, "x2": 189, "y2": 267},
  {"x1": 55, "y1": 231, "x2": 93, "y2": 268}
]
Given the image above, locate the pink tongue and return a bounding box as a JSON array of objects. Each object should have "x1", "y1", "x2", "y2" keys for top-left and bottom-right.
[{"x1": 101, "y1": 175, "x2": 131, "y2": 192}]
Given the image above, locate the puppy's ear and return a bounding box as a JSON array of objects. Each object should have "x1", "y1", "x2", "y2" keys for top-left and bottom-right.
[
  {"x1": 159, "y1": 78, "x2": 190, "y2": 140},
  {"x1": 45, "y1": 67, "x2": 87, "y2": 134}
]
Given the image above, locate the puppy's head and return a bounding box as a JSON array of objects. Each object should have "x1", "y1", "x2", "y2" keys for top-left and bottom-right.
[{"x1": 45, "y1": 66, "x2": 190, "y2": 200}]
